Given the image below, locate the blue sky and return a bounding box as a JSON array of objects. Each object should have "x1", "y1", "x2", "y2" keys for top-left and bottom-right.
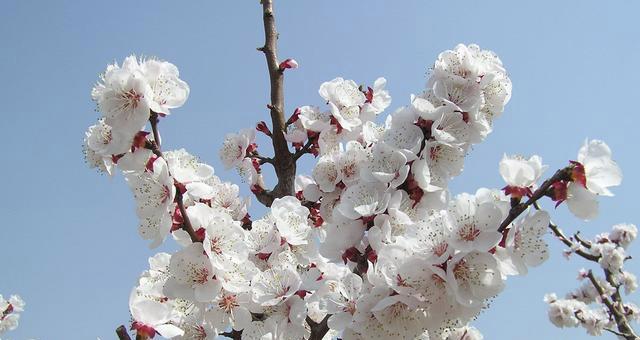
[{"x1": 1, "y1": 1, "x2": 639, "y2": 339}]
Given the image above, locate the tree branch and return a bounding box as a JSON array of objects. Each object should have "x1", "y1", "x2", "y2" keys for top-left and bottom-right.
[
  {"x1": 547, "y1": 221, "x2": 600, "y2": 262},
  {"x1": 293, "y1": 138, "x2": 314, "y2": 161},
  {"x1": 175, "y1": 189, "x2": 200, "y2": 242},
  {"x1": 586, "y1": 271, "x2": 639, "y2": 339},
  {"x1": 254, "y1": 0, "x2": 296, "y2": 207},
  {"x1": 497, "y1": 166, "x2": 572, "y2": 233},
  {"x1": 306, "y1": 315, "x2": 330, "y2": 340},
  {"x1": 147, "y1": 112, "x2": 199, "y2": 243},
  {"x1": 116, "y1": 325, "x2": 132, "y2": 340},
  {"x1": 220, "y1": 330, "x2": 242, "y2": 339}
]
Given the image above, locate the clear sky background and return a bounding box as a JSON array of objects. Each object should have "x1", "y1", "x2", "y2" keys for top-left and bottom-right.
[{"x1": 1, "y1": 1, "x2": 639, "y2": 339}]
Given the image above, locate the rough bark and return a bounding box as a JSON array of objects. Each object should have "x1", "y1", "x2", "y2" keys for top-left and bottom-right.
[{"x1": 253, "y1": 0, "x2": 296, "y2": 207}]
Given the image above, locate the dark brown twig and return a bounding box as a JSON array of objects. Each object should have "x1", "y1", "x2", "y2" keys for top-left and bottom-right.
[
  {"x1": 586, "y1": 271, "x2": 639, "y2": 339},
  {"x1": 293, "y1": 138, "x2": 315, "y2": 161},
  {"x1": 497, "y1": 166, "x2": 572, "y2": 233},
  {"x1": 547, "y1": 221, "x2": 600, "y2": 262},
  {"x1": 220, "y1": 330, "x2": 243, "y2": 339},
  {"x1": 147, "y1": 113, "x2": 200, "y2": 243},
  {"x1": 116, "y1": 325, "x2": 132, "y2": 340},
  {"x1": 175, "y1": 189, "x2": 200, "y2": 242},
  {"x1": 306, "y1": 315, "x2": 331, "y2": 340},
  {"x1": 573, "y1": 231, "x2": 592, "y2": 249}
]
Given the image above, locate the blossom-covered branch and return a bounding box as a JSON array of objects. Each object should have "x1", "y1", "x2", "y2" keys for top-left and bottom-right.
[
  {"x1": 147, "y1": 111, "x2": 200, "y2": 243},
  {"x1": 82, "y1": 6, "x2": 637, "y2": 337},
  {"x1": 543, "y1": 218, "x2": 638, "y2": 338}
]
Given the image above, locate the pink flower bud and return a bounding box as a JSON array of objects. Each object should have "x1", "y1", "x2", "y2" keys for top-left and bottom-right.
[
  {"x1": 256, "y1": 121, "x2": 272, "y2": 137},
  {"x1": 287, "y1": 108, "x2": 301, "y2": 125},
  {"x1": 279, "y1": 58, "x2": 299, "y2": 71}
]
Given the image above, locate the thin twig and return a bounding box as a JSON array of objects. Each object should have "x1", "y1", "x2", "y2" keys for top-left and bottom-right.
[
  {"x1": 548, "y1": 222, "x2": 600, "y2": 262},
  {"x1": 587, "y1": 270, "x2": 639, "y2": 339},
  {"x1": 116, "y1": 325, "x2": 132, "y2": 340},
  {"x1": 253, "y1": 154, "x2": 274, "y2": 164},
  {"x1": 574, "y1": 231, "x2": 592, "y2": 249},
  {"x1": 146, "y1": 112, "x2": 200, "y2": 243},
  {"x1": 149, "y1": 111, "x2": 162, "y2": 149},
  {"x1": 497, "y1": 166, "x2": 572, "y2": 233},
  {"x1": 293, "y1": 138, "x2": 314, "y2": 161},
  {"x1": 604, "y1": 328, "x2": 630, "y2": 337},
  {"x1": 176, "y1": 189, "x2": 200, "y2": 242},
  {"x1": 220, "y1": 330, "x2": 242, "y2": 339}
]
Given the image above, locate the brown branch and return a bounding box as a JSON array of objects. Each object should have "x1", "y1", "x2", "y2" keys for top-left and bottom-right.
[
  {"x1": 306, "y1": 315, "x2": 330, "y2": 340},
  {"x1": 175, "y1": 189, "x2": 200, "y2": 242},
  {"x1": 293, "y1": 138, "x2": 314, "y2": 161},
  {"x1": 116, "y1": 325, "x2": 132, "y2": 340},
  {"x1": 253, "y1": 0, "x2": 296, "y2": 207},
  {"x1": 574, "y1": 231, "x2": 592, "y2": 249},
  {"x1": 253, "y1": 154, "x2": 274, "y2": 164},
  {"x1": 220, "y1": 330, "x2": 243, "y2": 339},
  {"x1": 604, "y1": 328, "x2": 631, "y2": 338},
  {"x1": 497, "y1": 166, "x2": 572, "y2": 233},
  {"x1": 587, "y1": 271, "x2": 639, "y2": 339},
  {"x1": 149, "y1": 111, "x2": 162, "y2": 149},
  {"x1": 146, "y1": 112, "x2": 200, "y2": 243},
  {"x1": 547, "y1": 221, "x2": 600, "y2": 262},
  {"x1": 605, "y1": 269, "x2": 640, "y2": 339}
]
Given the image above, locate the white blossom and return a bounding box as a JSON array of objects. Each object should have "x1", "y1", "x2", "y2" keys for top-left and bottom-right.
[
  {"x1": 92, "y1": 55, "x2": 152, "y2": 134},
  {"x1": 271, "y1": 196, "x2": 311, "y2": 246},
  {"x1": 165, "y1": 243, "x2": 221, "y2": 302},
  {"x1": 126, "y1": 157, "x2": 175, "y2": 248},
  {"x1": 141, "y1": 58, "x2": 190, "y2": 115},
  {"x1": 219, "y1": 129, "x2": 255, "y2": 169},
  {"x1": 446, "y1": 251, "x2": 504, "y2": 307},
  {"x1": 610, "y1": 223, "x2": 637, "y2": 249},
  {"x1": 499, "y1": 154, "x2": 546, "y2": 196}
]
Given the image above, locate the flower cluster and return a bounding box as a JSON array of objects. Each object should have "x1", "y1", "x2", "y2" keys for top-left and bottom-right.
[
  {"x1": 544, "y1": 223, "x2": 638, "y2": 336},
  {"x1": 85, "y1": 44, "x2": 632, "y2": 339},
  {"x1": 0, "y1": 294, "x2": 25, "y2": 336},
  {"x1": 84, "y1": 55, "x2": 190, "y2": 175}
]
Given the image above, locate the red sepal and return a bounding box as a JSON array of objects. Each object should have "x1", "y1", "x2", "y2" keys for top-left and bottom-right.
[
  {"x1": 570, "y1": 161, "x2": 587, "y2": 188},
  {"x1": 364, "y1": 86, "x2": 374, "y2": 103},
  {"x1": 131, "y1": 322, "x2": 157, "y2": 339},
  {"x1": 132, "y1": 131, "x2": 150, "y2": 150}
]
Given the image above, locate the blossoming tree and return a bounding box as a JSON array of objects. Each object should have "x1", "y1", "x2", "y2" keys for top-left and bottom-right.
[{"x1": 75, "y1": 1, "x2": 640, "y2": 339}]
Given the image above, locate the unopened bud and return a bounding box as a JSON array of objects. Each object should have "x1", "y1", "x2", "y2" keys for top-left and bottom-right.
[
  {"x1": 279, "y1": 58, "x2": 299, "y2": 71},
  {"x1": 256, "y1": 121, "x2": 272, "y2": 137}
]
